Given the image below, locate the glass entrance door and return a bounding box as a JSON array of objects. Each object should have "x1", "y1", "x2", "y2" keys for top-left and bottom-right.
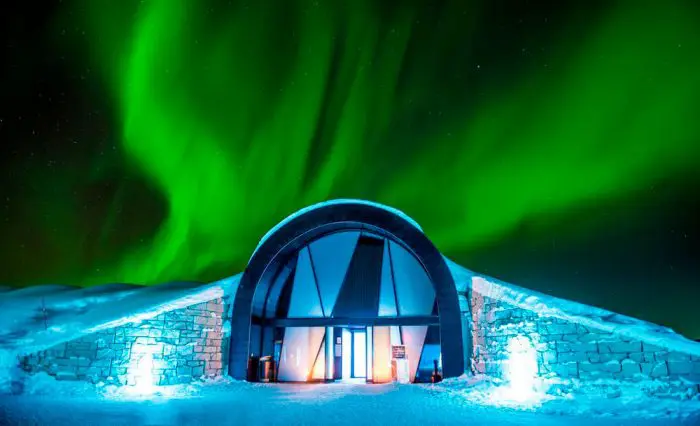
[{"x1": 351, "y1": 329, "x2": 367, "y2": 378}]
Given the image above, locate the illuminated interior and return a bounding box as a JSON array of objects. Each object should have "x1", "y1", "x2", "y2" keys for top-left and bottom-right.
[{"x1": 249, "y1": 231, "x2": 444, "y2": 383}]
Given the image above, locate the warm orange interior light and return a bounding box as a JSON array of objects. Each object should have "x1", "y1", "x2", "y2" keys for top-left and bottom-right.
[{"x1": 373, "y1": 326, "x2": 392, "y2": 383}]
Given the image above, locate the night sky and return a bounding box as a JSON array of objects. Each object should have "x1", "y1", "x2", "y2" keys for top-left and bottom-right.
[{"x1": 1, "y1": 1, "x2": 699, "y2": 337}]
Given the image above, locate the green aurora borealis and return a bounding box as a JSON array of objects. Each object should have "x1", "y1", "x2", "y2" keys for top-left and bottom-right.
[
  {"x1": 88, "y1": 0, "x2": 700, "y2": 283},
  {"x1": 2, "y1": 0, "x2": 700, "y2": 334}
]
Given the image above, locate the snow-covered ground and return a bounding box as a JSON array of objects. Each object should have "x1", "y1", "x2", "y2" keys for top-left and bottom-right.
[
  {"x1": 434, "y1": 374, "x2": 700, "y2": 422},
  {"x1": 1, "y1": 374, "x2": 699, "y2": 426}
]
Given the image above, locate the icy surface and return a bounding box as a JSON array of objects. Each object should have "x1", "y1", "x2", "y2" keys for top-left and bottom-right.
[
  {"x1": 1, "y1": 373, "x2": 698, "y2": 426},
  {"x1": 435, "y1": 374, "x2": 700, "y2": 423},
  {"x1": 251, "y1": 199, "x2": 424, "y2": 261},
  {"x1": 445, "y1": 258, "x2": 700, "y2": 357},
  {"x1": 0, "y1": 275, "x2": 240, "y2": 358}
]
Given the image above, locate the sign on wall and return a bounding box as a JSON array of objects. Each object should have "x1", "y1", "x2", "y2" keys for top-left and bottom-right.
[{"x1": 391, "y1": 345, "x2": 406, "y2": 359}]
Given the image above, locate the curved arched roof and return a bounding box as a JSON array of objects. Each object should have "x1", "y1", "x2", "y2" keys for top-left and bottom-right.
[
  {"x1": 250, "y1": 199, "x2": 423, "y2": 261},
  {"x1": 231, "y1": 199, "x2": 464, "y2": 380}
]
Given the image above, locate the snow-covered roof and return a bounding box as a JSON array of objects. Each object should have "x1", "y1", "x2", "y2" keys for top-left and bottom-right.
[
  {"x1": 251, "y1": 199, "x2": 424, "y2": 261},
  {"x1": 1, "y1": 251, "x2": 698, "y2": 364},
  {"x1": 444, "y1": 258, "x2": 700, "y2": 357},
  {"x1": 0, "y1": 276, "x2": 240, "y2": 359}
]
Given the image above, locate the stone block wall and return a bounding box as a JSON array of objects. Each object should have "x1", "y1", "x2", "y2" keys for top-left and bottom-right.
[
  {"x1": 467, "y1": 290, "x2": 700, "y2": 399},
  {"x1": 19, "y1": 297, "x2": 232, "y2": 386}
]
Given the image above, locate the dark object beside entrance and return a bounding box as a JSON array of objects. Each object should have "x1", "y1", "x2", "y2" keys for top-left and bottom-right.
[
  {"x1": 259, "y1": 356, "x2": 276, "y2": 382},
  {"x1": 431, "y1": 359, "x2": 443, "y2": 383},
  {"x1": 247, "y1": 355, "x2": 260, "y2": 382}
]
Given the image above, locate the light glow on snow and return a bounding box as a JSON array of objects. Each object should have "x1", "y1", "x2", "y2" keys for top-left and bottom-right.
[
  {"x1": 8, "y1": 370, "x2": 700, "y2": 422},
  {"x1": 463, "y1": 273, "x2": 700, "y2": 357},
  {"x1": 505, "y1": 335, "x2": 539, "y2": 401},
  {"x1": 492, "y1": 335, "x2": 543, "y2": 406},
  {"x1": 126, "y1": 342, "x2": 161, "y2": 396}
]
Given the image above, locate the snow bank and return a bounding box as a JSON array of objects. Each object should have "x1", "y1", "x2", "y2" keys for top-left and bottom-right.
[
  {"x1": 0, "y1": 275, "x2": 240, "y2": 359},
  {"x1": 6, "y1": 370, "x2": 698, "y2": 422},
  {"x1": 444, "y1": 258, "x2": 700, "y2": 357},
  {"x1": 436, "y1": 374, "x2": 700, "y2": 421},
  {"x1": 0, "y1": 368, "x2": 244, "y2": 400}
]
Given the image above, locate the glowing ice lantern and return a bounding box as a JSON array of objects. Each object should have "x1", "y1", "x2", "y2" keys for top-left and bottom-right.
[
  {"x1": 127, "y1": 342, "x2": 161, "y2": 394},
  {"x1": 502, "y1": 335, "x2": 538, "y2": 403}
]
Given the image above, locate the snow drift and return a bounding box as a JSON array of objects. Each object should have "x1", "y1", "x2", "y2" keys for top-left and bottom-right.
[{"x1": 444, "y1": 258, "x2": 700, "y2": 357}]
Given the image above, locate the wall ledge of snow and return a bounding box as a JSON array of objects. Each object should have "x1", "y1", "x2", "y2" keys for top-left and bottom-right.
[
  {"x1": 468, "y1": 291, "x2": 700, "y2": 400},
  {"x1": 0, "y1": 275, "x2": 241, "y2": 359},
  {"x1": 444, "y1": 257, "x2": 700, "y2": 358},
  {"x1": 17, "y1": 297, "x2": 232, "y2": 387}
]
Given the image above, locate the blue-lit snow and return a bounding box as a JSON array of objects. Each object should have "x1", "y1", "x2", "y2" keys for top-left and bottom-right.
[
  {"x1": 0, "y1": 275, "x2": 240, "y2": 361},
  {"x1": 3, "y1": 216, "x2": 700, "y2": 424},
  {"x1": 3, "y1": 256, "x2": 700, "y2": 388},
  {"x1": 4, "y1": 203, "x2": 697, "y2": 362},
  {"x1": 445, "y1": 258, "x2": 700, "y2": 357},
  {"x1": 250, "y1": 199, "x2": 424, "y2": 261},
  {"x1": 1, "y1": 374, "x2": 699, "y2": 425}
]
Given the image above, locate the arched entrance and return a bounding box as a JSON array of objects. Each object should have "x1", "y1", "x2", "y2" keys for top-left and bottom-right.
[{"x1": 228, "y1": 200, "x2": 464, "y2": 382}]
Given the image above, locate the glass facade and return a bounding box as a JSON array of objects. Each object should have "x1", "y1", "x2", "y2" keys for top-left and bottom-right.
[{"x1": 256, "y1": 231, "x2": 443, "y2": 383}]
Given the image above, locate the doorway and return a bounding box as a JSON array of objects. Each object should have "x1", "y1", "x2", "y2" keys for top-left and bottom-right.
[
  {"x1": 339, "y1": 327, "x2": 368, "y2": 382},
  {"x1": 351, "y1": 328, "x2": 366, "y2": 379}
]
